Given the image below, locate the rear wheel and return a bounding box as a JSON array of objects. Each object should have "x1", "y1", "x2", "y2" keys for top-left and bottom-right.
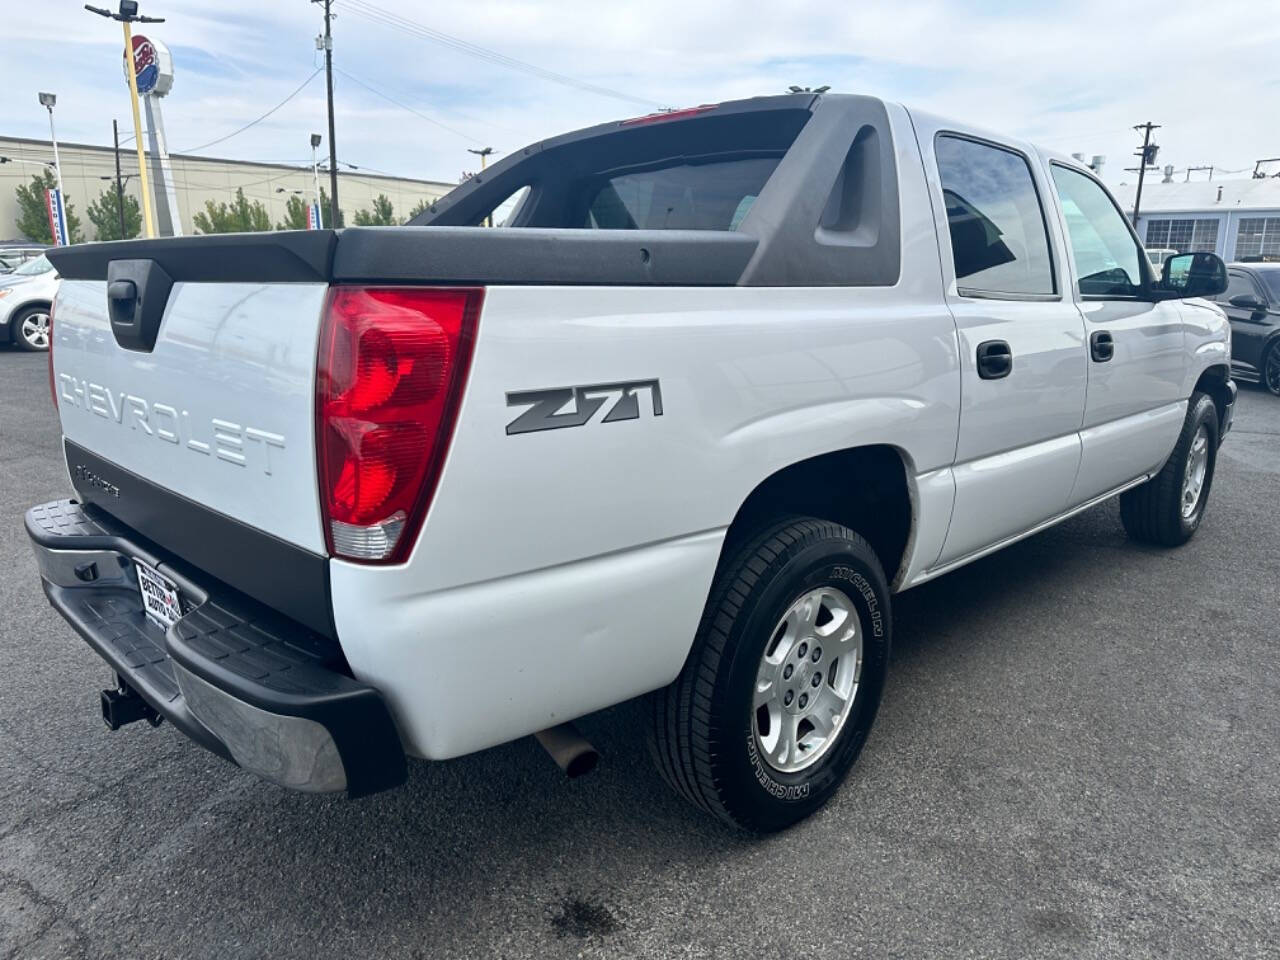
[
  {"x1": 649, "y1": 517, "x2": 891, "y2": 832},
  {"x1": 1263, "y1": 340, "x2": 1280, "y2": 397},
  {"x1": 1120, "y1": 391, "x2": 1218, "y2": 546},
  {"x1": 11, "y1": 305, "x2": 50, "y2": 352}
]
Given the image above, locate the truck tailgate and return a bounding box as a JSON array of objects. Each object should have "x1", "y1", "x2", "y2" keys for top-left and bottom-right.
[{"x1": 53, "y1": 278, "x2": 329, "y2": 554}]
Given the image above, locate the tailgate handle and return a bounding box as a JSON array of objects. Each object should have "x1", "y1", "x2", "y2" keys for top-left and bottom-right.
[
  {"x1": 107, "y1": 280, "x2": 138, "y2": 324},
  {"x1": 106, "y1": 259, "x2": 174, "y2": 353}
]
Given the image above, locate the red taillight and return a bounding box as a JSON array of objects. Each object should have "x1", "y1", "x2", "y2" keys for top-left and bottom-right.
[
  {"x1": 317, "y1": 286, "x2": 482, "y2": 563},
  {"x1": 47, "y1": 302, "x2": 57, "y2": 409}
]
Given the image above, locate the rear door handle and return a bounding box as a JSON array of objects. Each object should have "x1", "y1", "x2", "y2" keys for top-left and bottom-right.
[
  {"x1": 1090, "y1": 330, "x2": 1115, "y2": 362},
  {"x1": 976, "y1": 340, "x2": 1013, "y2": 380}
]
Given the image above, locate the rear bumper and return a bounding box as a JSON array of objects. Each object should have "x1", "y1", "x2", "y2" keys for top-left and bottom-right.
[{"x1": 26, "y1": 499, "x2": 406, "y2": 798}]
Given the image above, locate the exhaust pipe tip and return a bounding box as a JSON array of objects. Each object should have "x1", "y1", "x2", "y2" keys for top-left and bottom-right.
[{"x1": 534, "y1": 722, "x2": 599, "y2": 778}]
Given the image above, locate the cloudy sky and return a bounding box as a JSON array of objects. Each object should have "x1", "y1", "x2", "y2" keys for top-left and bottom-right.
[{"x1": 4, "y1": 0, "x2": 1279, "y2": 195}]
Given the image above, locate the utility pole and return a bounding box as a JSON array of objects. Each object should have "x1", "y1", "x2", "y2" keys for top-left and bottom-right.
[
  {"x1": 310, "y1": 133, "x2": 324, "y2": 228},
  {"x1": 85, "y1": 2, "x2": 165, "y2": 239},
  {"x1": 315, "y1": 0, "x2": 339, "y2": 227},
  {"x1": 1130, "y1": 121, "x2": 1160, "y2": 228},
  {"x1": 468, "y1": 147, "x2": 495, "y2": 225},
  {"x1": 113, "y1": 119, "x2": 126, "y2": 236}
]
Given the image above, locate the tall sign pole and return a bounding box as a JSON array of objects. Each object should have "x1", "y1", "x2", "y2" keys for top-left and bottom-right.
[
  {"x1": 133, "y1": 35, "x2": 182, "y2": 235},
  {"x1": 85, "y1": 4, "x2": 167, "y2": 239}
]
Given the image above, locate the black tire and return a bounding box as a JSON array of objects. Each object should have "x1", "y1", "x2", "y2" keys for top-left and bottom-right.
[
  {"x1": 649, "y1": 517, "x2": 891, "y2": 832},
  {"x1": 1120, "y1": 391, "x2": 1218, "y2": 547},
  {"x1": 10, "y1": 304, "x2": 51, "y2": 352},
  {"x1": 1263, "y1": 340, "x2": 1280, "y2": 397}
]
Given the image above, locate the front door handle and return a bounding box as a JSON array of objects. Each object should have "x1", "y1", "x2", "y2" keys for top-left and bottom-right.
[
  {"x1": 976, "y1": 340, "x2": 1013, "y2": 380},
  {"x1": 1090, "y1": 330, "x2": 1115, "y2": 362}
]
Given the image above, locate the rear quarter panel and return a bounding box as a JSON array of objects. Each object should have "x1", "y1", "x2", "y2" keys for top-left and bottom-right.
[{"x1": 331, "y1": 102, "x2": 964, "y2": 758}]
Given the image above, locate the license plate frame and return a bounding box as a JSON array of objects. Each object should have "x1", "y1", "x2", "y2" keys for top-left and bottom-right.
[{"x1": 136, "y1": 560, "x2": 182, "y2": 630}]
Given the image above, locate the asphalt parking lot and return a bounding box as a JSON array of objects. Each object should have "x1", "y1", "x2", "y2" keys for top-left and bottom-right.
[{"x1": 1, "y1": 348, "x2": 1277, "y2": 960}]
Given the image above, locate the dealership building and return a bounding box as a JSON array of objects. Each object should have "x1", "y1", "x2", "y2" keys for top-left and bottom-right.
[
  {"x1": 1112, "y1": 177, "x2": 1280, "y2": 263},
  {"x1": 0, "y1": 135, "x2": 454, "y2": 242}
]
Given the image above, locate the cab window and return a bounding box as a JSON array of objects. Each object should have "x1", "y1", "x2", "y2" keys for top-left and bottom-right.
[
  {"x1": 935, "y1": 135, "x2": 1056, "y2": 297},
  {"x1": 1050, "y1": 165, "x2": 1144, "y2": 298}
]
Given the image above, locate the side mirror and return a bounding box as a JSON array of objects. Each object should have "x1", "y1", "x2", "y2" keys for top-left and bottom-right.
[
  {"x1": 1228, "y1": 294, "x2": 1266, "y2": 312},
  {"x1": 1159, "y1": 251, "x2": 1227, "y2": 299}
]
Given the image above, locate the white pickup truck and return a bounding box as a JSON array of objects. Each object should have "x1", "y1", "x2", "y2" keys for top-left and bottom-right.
[{"x1": 28, "y1": 93, "x2": 1234, "y2": 832}]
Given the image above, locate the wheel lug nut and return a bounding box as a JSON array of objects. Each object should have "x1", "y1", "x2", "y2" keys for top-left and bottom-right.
[
  {"x1": 798, "y1": 693, "x2": 809, "y2": 709},
  {"x1": 797, "y1": 643, "x2": 808, "y2": 658},
  {"x1": 783, "y1": 690, "x2": 794, "y2": 706},
  {"x1": 811, "y1": 673, "x2": 821, "y2": 687},
  {"x1": 783, "y1": 664, "x2": 793, "y2": 680},
  {"x1": 812, "y1": 647, "x2": 822, "y2": 662}
]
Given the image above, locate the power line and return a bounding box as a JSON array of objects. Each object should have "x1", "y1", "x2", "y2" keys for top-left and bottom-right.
[
  {"x1": 332, "y1": 68, "x2": 486, "y2": 145},
  {"x1": 179, "y1": 68, "x2": 323, "y2": 154},
  {"x1": 336, "y1": 0, "x2": 659, "y2": 109}
]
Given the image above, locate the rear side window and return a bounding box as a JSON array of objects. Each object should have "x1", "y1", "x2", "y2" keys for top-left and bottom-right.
[
  {"x1": 582, "y1": 157, "x2": 778, "y2": 231},
  {"x1": 935, "y1": 135, "x2": 1056, "y2": 297}
]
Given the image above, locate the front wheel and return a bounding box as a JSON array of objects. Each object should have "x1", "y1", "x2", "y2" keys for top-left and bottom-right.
[
  {"x1": 649, "y1": 518, "x2": 891, "y2": 832},
  {"x1": 1120, "y1": 390, "x2": 1219, "y2": 547},
  {"x1": 1263, "y1": 340, "x2": 1280, "y2": 397},
  {"x1": 11, "y1": 305, "x2": 50, "y2": 352}
]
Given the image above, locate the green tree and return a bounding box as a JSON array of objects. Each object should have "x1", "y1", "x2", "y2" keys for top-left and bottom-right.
[
  {"x1": 406, "y1": 196, "x2": 432, "y2": 221},
  {"x1": 14, "y1": 169, "x2": 83, "y2": 244},
  {"x1": 276, "y1": 189, "x2": 343, "y2": 230},
  {"x1": 353, "y1": 193, "x2": 396, "y2": 226},
  {"x1": 85, "y1": 187, "x2": 141, "y2": 241},
  {"x1": 191, "y1": 187, "x2": 272, "y2": 234}
]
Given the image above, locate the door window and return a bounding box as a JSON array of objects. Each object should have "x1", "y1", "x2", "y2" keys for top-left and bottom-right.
[
  {"x1": 1221, "y1": 271, "x2": 1262, "y2": 303},
  {"x1": 1050, "y1": 165, "x2": 1145, "y2": 298},
  {"x1": 935, "y1": 135, "x2": 1056, "y2": 297}
]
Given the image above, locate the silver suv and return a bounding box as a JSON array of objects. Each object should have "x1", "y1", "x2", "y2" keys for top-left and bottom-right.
[{"x1": 0, "y1": 254, "x2": 58, "y2": 351}]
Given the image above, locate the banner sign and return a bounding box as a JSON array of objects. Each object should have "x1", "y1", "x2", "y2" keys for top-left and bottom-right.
[
  {"x1": 45, "y1": 188, "x2": 69, "y2": 247},
  {"x1": 307, "y1": 203, "x2": 322, "y2": 230}
]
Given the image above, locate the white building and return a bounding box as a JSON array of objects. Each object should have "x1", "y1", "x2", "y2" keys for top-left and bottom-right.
[
  {"x1": 1111, "y1": 177, "x2": 1280, "y2": 263},
  {"x1": 0, "y1": 135, "x2": 454, "y2": 242}
]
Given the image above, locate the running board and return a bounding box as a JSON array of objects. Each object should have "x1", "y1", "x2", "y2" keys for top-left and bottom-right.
[{"x1": 907, "y1": 474, "x2": 1151, "y2": 588}]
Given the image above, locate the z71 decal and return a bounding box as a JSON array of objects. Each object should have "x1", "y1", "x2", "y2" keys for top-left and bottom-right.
[{"x1": 505, "y1": 379, "x2": 663, "y2": 435}]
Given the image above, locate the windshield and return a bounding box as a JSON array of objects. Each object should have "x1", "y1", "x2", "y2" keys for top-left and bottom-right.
[
  {"x1": 1260, "y1": 269, "x2": 1280, "y2": 303},
  {"x1": 13, "y1": 254, "x2": 51, "y2": 276}
]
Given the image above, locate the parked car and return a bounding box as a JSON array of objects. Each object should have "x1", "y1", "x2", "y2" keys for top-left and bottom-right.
[
  {"x1": 1145, "y1": 246, "x2": 1177, "y2": 271},
  {"x1": 1217, "y1": 263, "x2": 1280, "y2": 395},
  {"x1": 0, "y1": 253, "x2": 58, "y2": 351},
  {"x1": 28, "y1": 93, "x2": 1233, "y2": 832},
  {"x1": 0, "y1": 245, "x2": 48, "y2": 273}
]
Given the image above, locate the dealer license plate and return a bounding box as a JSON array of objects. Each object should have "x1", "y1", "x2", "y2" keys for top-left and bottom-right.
[{"x1": 136, "y1": 561, "x2": 182, "y2": 630}]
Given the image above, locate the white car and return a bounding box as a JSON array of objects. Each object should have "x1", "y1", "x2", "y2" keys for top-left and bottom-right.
[
  {"x1": 28, "y1": 93, "x2": 1234, "y2": 832},
  {"x1": 1, "y1": 254, "x2": 59, "y2": 351}
]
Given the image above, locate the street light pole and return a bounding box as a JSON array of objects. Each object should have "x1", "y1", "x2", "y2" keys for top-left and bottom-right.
[
  {"x1": 468, "y1": 147, "x2": 495, "y2": 225},
  {"x1": 85, "y1": 3, "x2": 166, "y2": 239},
  {"x1": 39, "y1": 93, "x2": 65, "y2": 201},
  {"x1": 311, "y1": 133, "x2": 324, "y2": 229},
  {"x1": 113, "y1": 119, "x2": 126, "y2": 236}
]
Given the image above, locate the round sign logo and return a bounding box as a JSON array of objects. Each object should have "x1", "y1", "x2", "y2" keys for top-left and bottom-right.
[{"x1": 129, "y1": 35, "x2": 160, "y2": 94}]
